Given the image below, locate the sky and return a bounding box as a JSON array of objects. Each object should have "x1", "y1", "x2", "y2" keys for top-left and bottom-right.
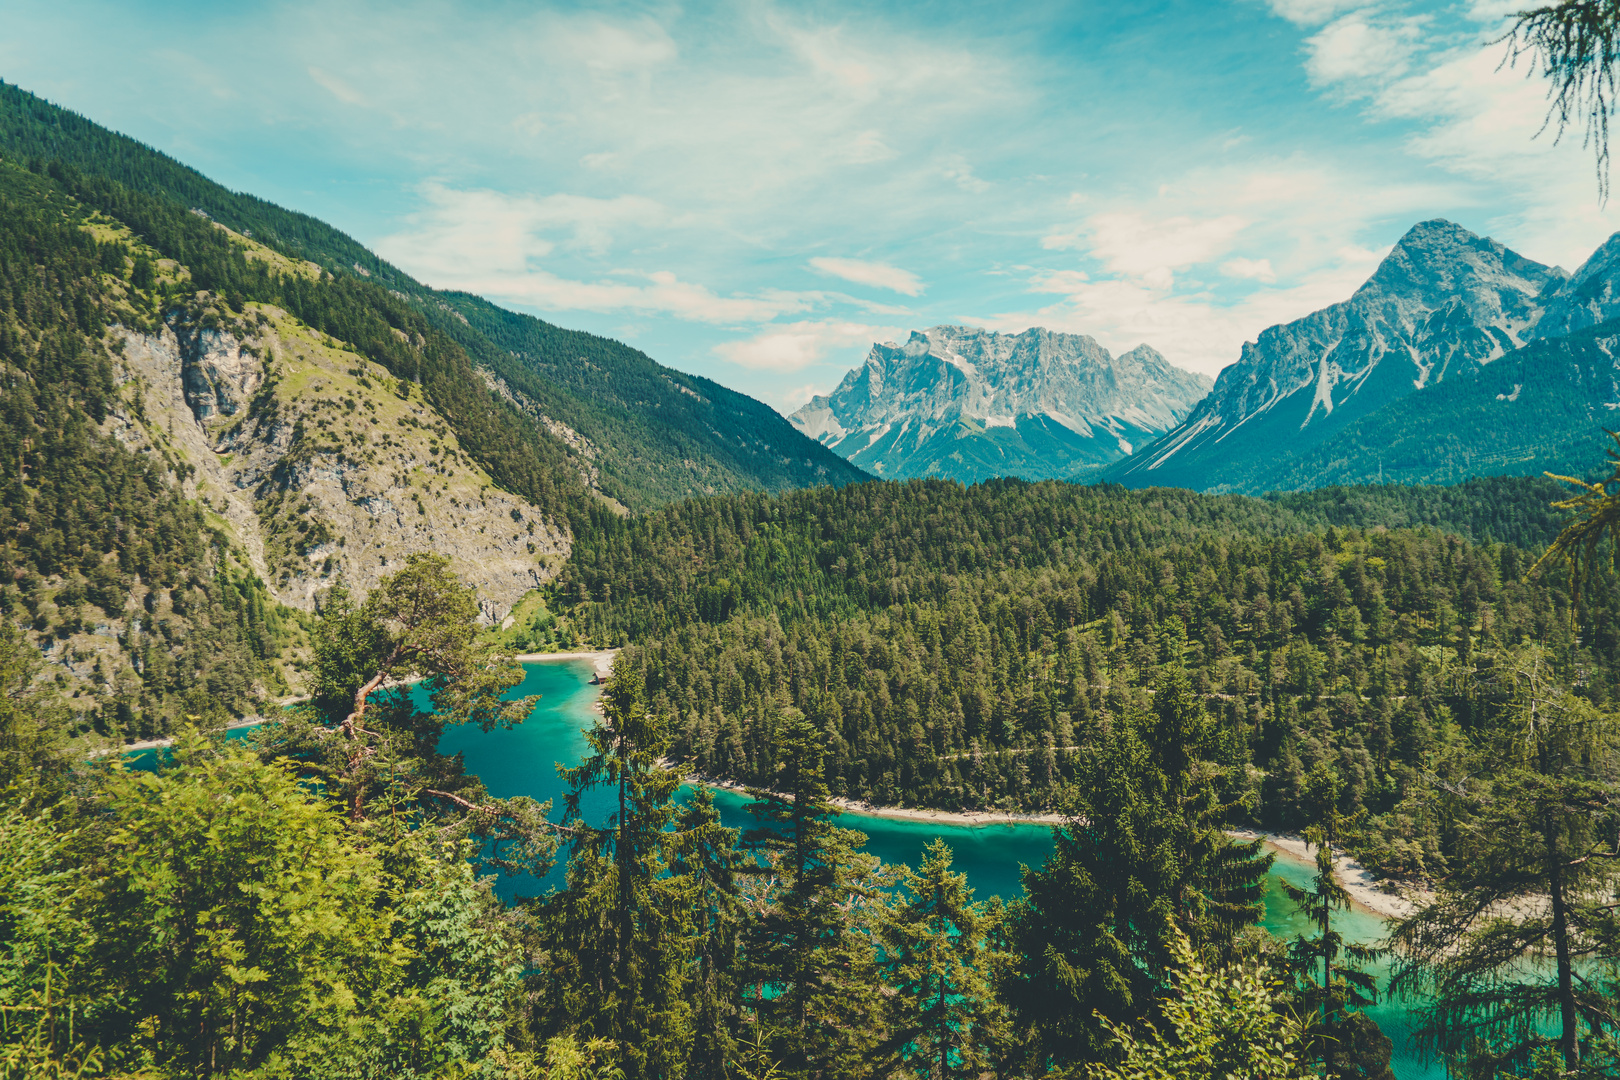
[{"x1": 4, "y1": 0, "x2": 1615, "y2": 411}]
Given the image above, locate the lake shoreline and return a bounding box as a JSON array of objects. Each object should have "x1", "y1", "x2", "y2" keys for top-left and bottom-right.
[
  {"x1": 513, "y1": 648, "x2": 618, "y2": 681},
  {"x1": 673, "y1": 767, "x2": 1415, "y2": 921},
  {"x1": 1234, "y1": 828, "x2": 1427, "y2": 922}
]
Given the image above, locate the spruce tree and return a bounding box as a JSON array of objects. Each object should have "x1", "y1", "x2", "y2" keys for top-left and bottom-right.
[
  {"x1": 877, "y1": 838, "x2": 1006, "y2": 1079},
  {"x1": 1001, "y1": 667, "x2": 1272, "y2": 1069},
  {"x1": 739, "y1": 711, "x2": 889, "y2": 1079},
  {"x1": 670, "y1": 787, "x2": 746, "y2": 1076},
  {"x1": 1282, "y1": 824, "x2": 1393, "y2": 1080}
]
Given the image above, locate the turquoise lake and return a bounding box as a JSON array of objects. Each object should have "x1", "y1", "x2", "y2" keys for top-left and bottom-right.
[
  {"x1": 433, "y1": 659, "x2": 1441, "y2": 1080},
  {"x1": 128, "y1": 659, "x2": 1435, "y2": 1076}
]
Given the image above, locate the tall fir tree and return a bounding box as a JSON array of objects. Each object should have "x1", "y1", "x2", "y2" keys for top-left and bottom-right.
[
  {"x1": 877, "y1": 838, "x2": 1007, "y2": 1079},
  {"x1": 739, "y1": 711, "x2": 890, "y2": 1080}
]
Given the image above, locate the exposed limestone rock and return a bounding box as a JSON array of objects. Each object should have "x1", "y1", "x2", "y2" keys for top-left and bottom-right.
[{"x1": 104, "y1": 302, "x2": 570, "y2": 623}]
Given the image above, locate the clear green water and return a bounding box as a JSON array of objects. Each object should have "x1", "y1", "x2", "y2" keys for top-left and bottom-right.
[{"x1": 434, "y1": 660, "x2": 1441, "y2": 1079}]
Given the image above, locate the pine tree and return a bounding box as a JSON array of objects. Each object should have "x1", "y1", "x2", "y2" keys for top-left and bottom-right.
[
  {"x1": 877, "y1": 838, "x2": 1006, "y2": 1079},
  {"x1": 537, "y1": 667, "x2": 694, "y2": 1080},
  {"x1": 739, "y1": 711, "x2": 890, "y2": 1079}
]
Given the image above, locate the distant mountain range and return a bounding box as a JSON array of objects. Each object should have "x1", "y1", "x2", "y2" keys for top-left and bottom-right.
[
  {"x1": 788, "y1": 326, "x2": 1210, "y2": 484},
  {"x1": 1105, "y1": 219, "x2": 1620, "y2": 492}
]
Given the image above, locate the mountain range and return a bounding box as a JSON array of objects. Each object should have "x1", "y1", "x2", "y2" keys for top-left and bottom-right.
[
  {"x1": 788, "y1": 326, "x2": 1210, "y2": 484},
  {"x1": 1104, "y1": 219, "x2": 1620, "y2": 492}
]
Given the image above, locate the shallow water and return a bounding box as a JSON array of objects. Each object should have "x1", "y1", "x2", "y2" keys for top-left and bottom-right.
[{"x1": 435, "y1": 659, "x2": 1442, "y2": 1079}]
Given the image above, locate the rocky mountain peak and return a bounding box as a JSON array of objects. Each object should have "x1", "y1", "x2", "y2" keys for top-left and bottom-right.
[
  {"x1": 789, "y1": 325, "x2": 1209, "y2": 484},
  {"x1": 1534, "y1": 230, "x2": 1620, "y2": 339},
  {"x1": 1109, "y1": 219, "x2": 1614, "y2": 493}
]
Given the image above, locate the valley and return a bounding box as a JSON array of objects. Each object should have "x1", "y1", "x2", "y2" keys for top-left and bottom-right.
[{"x1": 3, "y1": 28, "x2": 1619, "y2": 1079}]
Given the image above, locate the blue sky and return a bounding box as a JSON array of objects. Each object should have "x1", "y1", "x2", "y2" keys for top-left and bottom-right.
[{"x1": 5, "y1": 0, "x2": 1614, "y2": 410}]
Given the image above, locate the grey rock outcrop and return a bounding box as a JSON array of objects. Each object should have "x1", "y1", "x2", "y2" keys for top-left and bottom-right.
[
  {"x1": 1109, "y1": 219, "x2": 1572, "y2": 492},
  {"x1": 789, "y1": 326, "x2": 1210, "y2": 484},
  {"x1": 104, "y1": 305, "x2": 569, "y2": 622}
]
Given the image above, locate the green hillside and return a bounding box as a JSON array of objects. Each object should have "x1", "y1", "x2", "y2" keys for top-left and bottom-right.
[
  {"x1": 1255, "y1": 322, "x2": 1620, "y2": 492},
  {"x1": 0, "y1": 80, "x2": 868, "y2": 511}
]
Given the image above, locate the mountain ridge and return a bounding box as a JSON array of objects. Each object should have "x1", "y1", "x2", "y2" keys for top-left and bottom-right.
[
  {"x1": 1104, "y1": 217, "x2": 1620, "y2": 493},
  {"x1": 0, "y1": 79, "x2": 868, "y2": 512},
  {"x1": 789, "y1": 324, "x2": 1210, "y2": 484}
]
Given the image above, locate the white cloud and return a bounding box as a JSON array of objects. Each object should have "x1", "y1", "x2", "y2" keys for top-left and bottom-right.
[
  {"x1": 979, "y1": 247, "x2": 1382, "y2": 377},
  {"x1": 808, "y1": 256, "x2": 924, "y2": 296},
  {"x1": 774, "y1": 383, "x2": 827, "y2": 411},
  {"x1": 458, "y1": 267, "x2": 820, "y2": 325},
  {"x1": 1294, "y1": 8, "x2": 1620, "y2": 266},
  {"x1": 1265, "y1": 0, "x2": 1367, "y2": 27},
  {"x1": 1222, "y1": 257, "x2": 1277, "y2": 282},
  {"x1": 308, "y1": 66, "x2": 367, "y2": 106},
  {"x1": 378, "y1": 183, "x2": 671, "y2": 274},
  {"x1": 1011, "y1": 157, "x2": 1443, "y2": 375},
  {"x1": 942, "y1": 155, "x2": 990, "y2": 193},
  {"x1": 1304, "y1": 13, "x2": 1424, "y2": 90},
  {"x1": 1051, "y1": 211, "x2": 1250, "y2": 290},
  {"x1": 713, "y1": 320, "x2": 898, "y2": 372}
]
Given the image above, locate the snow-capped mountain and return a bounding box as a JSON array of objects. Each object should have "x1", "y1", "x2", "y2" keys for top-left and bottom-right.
[
  {"x1": 788, "y1": 326, "x2": 1211, "y2": 484},
  {"x1": 1108, "y1": 219, "x2": 1589, "y2": 493}
]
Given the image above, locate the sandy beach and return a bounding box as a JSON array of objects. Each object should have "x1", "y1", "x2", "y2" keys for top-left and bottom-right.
[
  {"x1": 514, "y1": 648, "x2": 618, "y2": 681},
  {"x1": 1234, "y1": 828, "x2": 1428, "y2": 921}
]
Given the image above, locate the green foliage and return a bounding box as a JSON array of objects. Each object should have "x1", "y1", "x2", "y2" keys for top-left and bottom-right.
[
  {"x1": 1081, "y1": 927, "x2": 1312, "y2": 1080},
  {"x1": 1391, "y1": 646, "x2": 1620, "y2": 1076},
  {"x1": 877, "y1": 839, "x2": 1006, "y2": 1079},
  {"x1": 0, "y1": 160, "x2": 293, "y2": 740},
  {"x1": 1282, "y1": 833, "x2": 1392, "y2": 1080},
  {"x1": 0, "y1": 802, "x2": 104, "y2": 1080},
  {"x1": 999, "y1": 669, "x2": 1272, "y2": 1068},
  {"x1": 267, "y1": 555, "x2": 558, "y2": 884},
  {"x1": 83, "y1": 735, "x2": 406, "y2": 1077},
  {"x1": 435, "y1": 292, "x2": 867, "y2": 510},
  {"x1": 534, "y1": 670, "x2": 694, "y2": 1080},
  {"x1": 738, "y1": 713, "x2": 891, "y2": 1079},
  {"x1": 574, "y1": 476, "x2": 1609, "y2": 890}
]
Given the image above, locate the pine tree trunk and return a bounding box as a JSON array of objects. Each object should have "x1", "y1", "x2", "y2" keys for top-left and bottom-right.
[{"x1": 1546, "y1": 820, "x2": 1579, "y2": 1070}]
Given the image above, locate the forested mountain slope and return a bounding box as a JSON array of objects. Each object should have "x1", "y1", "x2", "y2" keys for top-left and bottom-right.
[
  {"x1": 0, "y1": 80, "x2": 868, "y2": 510},
  {"x1": 1107, "y1": 219, "x2": 1620, "y2": 494},
  {"x1": 1238, "y1": 320, "x2": 1620, "y2": 490},
  {"x1": 0, "y1": 152, "x2": 592, "y2": 738},
  {"x1": 561, "y1": 472, "x2": 1610, "y2": 881}
]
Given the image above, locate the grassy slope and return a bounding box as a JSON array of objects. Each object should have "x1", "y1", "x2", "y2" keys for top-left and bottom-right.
[{"x1": 0, "y1": 80, "x2": 868, "y2": 511}]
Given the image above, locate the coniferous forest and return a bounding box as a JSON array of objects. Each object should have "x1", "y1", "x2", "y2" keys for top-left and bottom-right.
[{"x1": 3, "y1": 54, "x2": 1620, "y2": 1080}]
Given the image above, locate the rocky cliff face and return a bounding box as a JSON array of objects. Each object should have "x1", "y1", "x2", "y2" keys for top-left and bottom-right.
[
  {"x1": 105, "y1": 303, "x2": 569, "y2": 623},
  {"x1": 1109, "y1": 219, "x2": 1584, "y2": 493},
  {"x1": 1534, "y1": 232, "x2": 1620, "y2": 340},
  {"x1": 789, "y1": 326, "x2": 1211, "y2": 484}
]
